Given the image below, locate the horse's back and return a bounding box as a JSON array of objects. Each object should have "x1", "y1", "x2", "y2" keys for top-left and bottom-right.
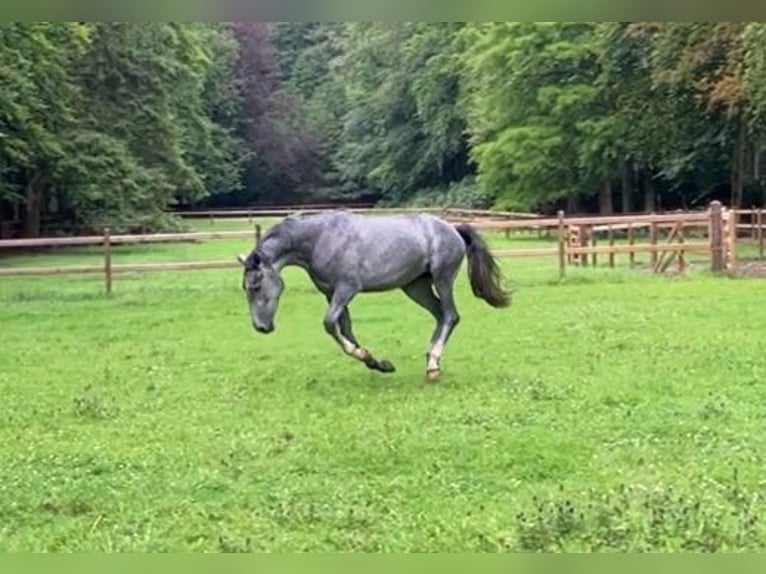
[
  {"x1": 329, "y1": 210, "x2": 463, "y2": 253},
  {"x1": 310, "y1": 211, "x2": 464, "y2": 291}
]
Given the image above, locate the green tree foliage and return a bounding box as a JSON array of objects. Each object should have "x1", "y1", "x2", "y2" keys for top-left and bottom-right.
[
  {"x1": 273, "y1": 22, "x2": 348, "y2": 198},
  {"x1": 0, "y1": 22, "x2": 247, "y2": 236},
  {"x1": 459, "y1": 22, "x2": 766, "y2": 212},
  {"x1": 0, "y1": 23, "x2": 87, "y2": 235},
  {"x1": 337, "y1": 23, "x2": 471, "y2": 201},
  {"x1": 644, "y1": 23, "x2": 750, "y2": 208},
  {"x1": 8, "y1": 22, "x2": 766, "y2": 238},
  {"x1": 460, "y1": 23, "x2": 607, "y2": 211},
  {"x1": 67, "y1": 22, "x2": 246, "y2": 231},
  {"x1": 222, "y1": 22, "x2": 320, "y2": 206}
]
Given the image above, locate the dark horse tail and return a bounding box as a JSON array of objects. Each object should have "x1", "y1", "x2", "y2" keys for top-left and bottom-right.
[{"x1": 455, "y1": 224, "x2": 511, "y2": 308}]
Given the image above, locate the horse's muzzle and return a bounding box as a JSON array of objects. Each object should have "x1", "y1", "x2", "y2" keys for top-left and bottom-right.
[{"x1": 254, "y1": 323, "x2": 275, "y2": 334}]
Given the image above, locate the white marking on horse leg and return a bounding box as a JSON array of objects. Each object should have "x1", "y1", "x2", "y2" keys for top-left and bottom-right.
[
  {"x1": 427, "y1": 340, "x2": 444, "y2": 372},
  {"x1": 425, "y1": 314, "x2": 457, "y2": 379},
  {"x1": 327, "y1": 301, "x2": 394, "y2": 373},
  {"x1": 334, "y1": 326, "x2": 370, "y2": 362},
  {"x1": 335, "y1": 327, "x2": 357, "y2": 354},
  {"x1": 426, "y1": 326, "x2": 447, "y2": 378},
  {"x1": 352, "y1": 347, "x2": 371, "y2": 361}
]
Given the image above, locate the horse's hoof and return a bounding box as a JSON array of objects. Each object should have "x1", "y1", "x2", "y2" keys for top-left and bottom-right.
[
  {"x1": 426, "y1": 369, "x2": 441, "y2": 382},
  {"x1": 376, "y1": 359, "x2": 396, "y2": 373}
]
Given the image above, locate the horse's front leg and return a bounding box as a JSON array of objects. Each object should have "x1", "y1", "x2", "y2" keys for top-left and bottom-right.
[{"x1": 324, "y1": 287, "x2": 395, "y2": 373}]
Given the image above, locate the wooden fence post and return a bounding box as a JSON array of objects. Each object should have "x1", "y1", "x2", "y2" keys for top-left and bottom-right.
[
  {"x1": 649, "y1": 214, "x2": 658, "y2": 269},
  {"x1": 728, "y1": 208, "x2": 737, "y2": 270},
  {"x1": 608, "y1": 225, "x2": 615, "y2": 268},
  {"x1": 752, "y1": 206, "x2": 757, "y2": 241},
  {"x1": 678, "y1": 221, "x2": 685, "y2": 272},
  {"x1": 628, "y1": 223, "x2": 635, "y2": 267},
  {"x1": 581, "y1": 226, "x2": 588, "y2": 267},
  {"x1": 254, "y1": 223, "x2": 262, "y2": 245},
  {"x1": 591, "y1": 230, "x2": 597, "y2": 267},
  {"x1": 709, "y1": 200, "x2": 724, "y2": 272},
  {"x1": 759, "y1": 208, "x2": 764, "y2": 260},
  {"x1": 103, "y1": 227, "x2": 112, "y2": 296},
  {"x1": 557, "y1": 210, "x2": 566, "y2": 280}
]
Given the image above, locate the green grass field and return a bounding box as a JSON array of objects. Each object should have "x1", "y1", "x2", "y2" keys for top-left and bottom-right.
[{"x1": 2, "y1": 218, "x2": 766, "y2": 551}]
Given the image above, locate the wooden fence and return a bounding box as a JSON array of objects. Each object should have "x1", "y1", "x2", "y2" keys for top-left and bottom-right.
[
  {"x1": 170, "y1": 202, "x2": 376, "y2": 218},
  {"x1": 0, "y1": 201, "x2": 759, "y2": 294},
  {"x1": 484, "y1": 201, "x2": 747, "y2": 278},
  {"x1": 173, "y1": 205, "x2": 544, "y2": 225},
  {"x1": 0, "y1": 226, "x2": 263, "y2": 295}
]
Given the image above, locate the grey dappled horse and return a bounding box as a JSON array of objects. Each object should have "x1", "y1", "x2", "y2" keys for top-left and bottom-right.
[{"x1": 237, "y1": 211, "x2": 510, "y2": 380}]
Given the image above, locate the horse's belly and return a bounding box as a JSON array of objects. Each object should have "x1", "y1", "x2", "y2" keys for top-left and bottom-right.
[{"x1": 359, "y1": 260, "x2": 427, "y2": 291}]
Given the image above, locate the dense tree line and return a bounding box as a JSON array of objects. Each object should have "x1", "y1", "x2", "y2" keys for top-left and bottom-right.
[
  {"x1": 0, "y1": 22, "x2": 317, "y2": 236},
  {"x1": 4, "y1": 22, "x2": 766, "y2": 237}
]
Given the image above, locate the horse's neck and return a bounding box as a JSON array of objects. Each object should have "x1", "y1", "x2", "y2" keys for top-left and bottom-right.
[{"x1": 259, "y1": 219, "x2": 317, "y2": 272}]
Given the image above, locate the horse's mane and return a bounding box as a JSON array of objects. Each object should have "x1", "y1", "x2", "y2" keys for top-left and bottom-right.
[
  {"x1": 256, "y1": 210, "x2": 342, "y2": 260},
  {"x1": 252, "y1": 213, "x2": 304, "y2": 263}
]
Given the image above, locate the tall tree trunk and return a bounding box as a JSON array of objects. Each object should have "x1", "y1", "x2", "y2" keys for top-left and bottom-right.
[
  {"x1": 566, "y1": 193, "x2": 580, "y2": 213},
  {"x1": 621, "y1": 159, "x2": 632, "y2": 213},
  {"x1": 731, "y1": 116, "x2": 746, "y2": 208},
  {"x1": 22, "y1": 171, "x2": 45, "y2": 238},
  {"x1": 599, "y1": 179, "x2": 613, "y2": 215},
  {"x1": 642, "y1": 169, "x2": 655, "y2": 212}
]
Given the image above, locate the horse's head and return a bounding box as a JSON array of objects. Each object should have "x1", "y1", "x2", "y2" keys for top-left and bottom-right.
[{"x1": 237, "y1": 251, "x2": 284, "y2": 334}]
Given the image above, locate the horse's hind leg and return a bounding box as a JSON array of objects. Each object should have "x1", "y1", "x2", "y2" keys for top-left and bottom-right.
[
  {"x1": 426, "y1": 271, "x2": 461, "y2": 381},
  {"x1": 324, "y1": 288, "x2": 395, "y2": 373},
  {"x1": 402, "y1": 275, "x2": 445, "y2": 379}
]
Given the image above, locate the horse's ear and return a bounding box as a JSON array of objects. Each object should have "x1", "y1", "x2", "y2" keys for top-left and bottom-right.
[{"x1": 238, "y1": 252, "x2": 262, "y2": 268}]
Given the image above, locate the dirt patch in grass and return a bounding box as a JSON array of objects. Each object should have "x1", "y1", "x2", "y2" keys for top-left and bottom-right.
[{"x1": 730, "y1": 258, "x2": 766, "y2": 278}]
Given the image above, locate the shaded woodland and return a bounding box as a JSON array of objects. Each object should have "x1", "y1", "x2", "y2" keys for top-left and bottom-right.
[{"x1": 3, "y1": 22, "x2": 766, "y2": 236}]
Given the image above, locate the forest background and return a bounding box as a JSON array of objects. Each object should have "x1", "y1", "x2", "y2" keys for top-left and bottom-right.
[{"x1": 2, "y1": 22, "x2": 764, "y2": 236}]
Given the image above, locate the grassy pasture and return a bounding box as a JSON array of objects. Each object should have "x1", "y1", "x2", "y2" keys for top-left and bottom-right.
[{"x1": 1, "y1": 217, "x2": 766, "y2": 551}]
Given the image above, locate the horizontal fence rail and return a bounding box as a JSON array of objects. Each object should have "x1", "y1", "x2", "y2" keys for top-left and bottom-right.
[
  {"x1": 566, "y1": 242, "x2": 709, "y2": 256},
  {"x1": 171, "y1": 206, "x2": 545, "y2": 221},
  {"x1": 468, "y1": 212, "x2": 710, "y2": 230},
  {"x1": 170, "y1": 202, "x2": 376, "y2": 214},
  {"x1": 0, "y1": 260, "x2": 238, "y2": 278},
  {"x1": 0, "y1": 201, "x2": 759, "y2": 293},
  {"x1": 0, "y1": 230, "x2": 256, "y2": 249},
  {"x1": 172, "y1": 206, "x2": 448, "y2": 218}
]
